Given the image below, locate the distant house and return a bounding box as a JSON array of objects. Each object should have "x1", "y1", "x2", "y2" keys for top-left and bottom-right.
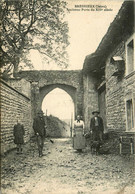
[{"x1": 83, "y1": 0, "x2": 135, "y2": 135}]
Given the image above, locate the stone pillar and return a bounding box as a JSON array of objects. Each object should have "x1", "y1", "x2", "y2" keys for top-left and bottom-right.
[
  {"x1": 31, "y1": 82, "x2": 40, "y2": 118},
  {"x1": 83, "y1": 73, "x2": 98, "y2": 131}
]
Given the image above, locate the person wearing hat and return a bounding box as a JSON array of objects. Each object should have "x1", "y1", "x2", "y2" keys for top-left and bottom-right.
[
  {"x1": 33, "y1": 110, "x2": 46, "y2": 157},
  {"x1": 90, "y1": 111, "x2": 104, "y2": 142}
]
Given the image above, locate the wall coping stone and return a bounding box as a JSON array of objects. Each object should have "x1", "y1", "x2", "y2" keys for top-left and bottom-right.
[{"x1": 0, "y1": 79, "x2": 30, "y2": 101}]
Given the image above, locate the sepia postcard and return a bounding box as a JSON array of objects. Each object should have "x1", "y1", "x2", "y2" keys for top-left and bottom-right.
[{"x1": 1, "y1": 0, "x2": 135, "y2": 193}]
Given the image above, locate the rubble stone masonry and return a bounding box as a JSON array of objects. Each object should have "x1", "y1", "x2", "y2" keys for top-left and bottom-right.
[
  {"x1": 105, "y1": 39, "x2": 135, "y2": 133},
  {"x1": 19, "y1": 70, "x2": 84, "y2": 118},
  {"x1": 83, "y1": 73, "x2": 98, "y2": 131},
  {"x1": 0, "y1": 80, "x2": 33, "y2": 154}
]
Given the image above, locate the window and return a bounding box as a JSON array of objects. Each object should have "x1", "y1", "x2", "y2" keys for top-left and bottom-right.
[
  {"x1": 126, "y1": 98, "x2": 135, "y2": 131},
  {"x1": 126, "y1": 34, "x2": 135, "y2": 75}
]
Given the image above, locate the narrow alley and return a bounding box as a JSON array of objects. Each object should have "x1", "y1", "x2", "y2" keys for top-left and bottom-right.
[{"x1": 1, "y1": 138, "x2": 135, "y2": 194}]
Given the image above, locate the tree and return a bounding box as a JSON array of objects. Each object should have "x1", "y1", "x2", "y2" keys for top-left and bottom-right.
[{"x1": 0, "y1": 0, "x2": 69, "y2": 77}]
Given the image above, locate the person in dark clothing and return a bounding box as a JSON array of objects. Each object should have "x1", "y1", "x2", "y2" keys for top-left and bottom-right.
[
  {"x1": 33, "y1": 110, "x2": 46, "y2": 157},
  {"x1": 90, "y1": 111, "x2": 104, "y2": 142},
  {"x1": 13, "y1": 121, "x2": 25, "y2": 154}
]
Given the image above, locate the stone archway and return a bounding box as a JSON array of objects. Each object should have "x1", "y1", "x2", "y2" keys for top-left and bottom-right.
[
  {"x1": 18, "y1": 70, "x2": 84, "y2": 119},
  {"x1": 41, "y1": 87, "x2": 75, "y2": 137},
  {"x1": 39, "y1": 84, "x2": 77, "y2": 117}
]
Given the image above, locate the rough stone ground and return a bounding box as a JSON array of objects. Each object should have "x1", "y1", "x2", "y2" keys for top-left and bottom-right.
[{"x1": 1, "y1": 138, "x2": 135, "y2": 194}]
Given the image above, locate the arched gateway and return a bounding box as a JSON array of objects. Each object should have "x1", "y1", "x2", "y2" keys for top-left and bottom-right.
[{"x1": 18, "y1": 70, "x2": 84, "y2": 119}]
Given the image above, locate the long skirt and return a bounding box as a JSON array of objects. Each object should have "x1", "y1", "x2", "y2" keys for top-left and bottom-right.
[
  {"x1": 73, "y1": 128, "x2": 86, "y2": 150},
  {"x1": 14, "y1": 136, "x2": 24, "y2": 144}
]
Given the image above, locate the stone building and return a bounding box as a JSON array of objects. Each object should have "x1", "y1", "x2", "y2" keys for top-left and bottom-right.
[{"x1": 83, "y1": 1, "x2": 135, "y2": 136}]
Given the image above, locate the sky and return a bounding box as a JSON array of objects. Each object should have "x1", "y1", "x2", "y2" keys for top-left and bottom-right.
[
  {"x1": 39, "y1": 0, "x2": 124, "y2": 120},
  {"x1": 30, "y1": 0, "x2": 124, "y2": 70},
  {"x1": 42, "y1": 88, "x2": 74, "y2": 121}
]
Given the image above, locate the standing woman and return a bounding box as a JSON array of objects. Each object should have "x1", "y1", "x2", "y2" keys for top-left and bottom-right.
[{"x1": 73, "y1": 115, "x2": 85, "y2": 152}]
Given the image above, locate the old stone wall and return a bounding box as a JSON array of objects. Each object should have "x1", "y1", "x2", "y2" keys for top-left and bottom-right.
[
  {"x1": 98, "y1": 86, "x2": 107, "y2": 132},
  {"x1": 105, "y1": 38, "x2": 135, "y2": 133},
  {"x1": 83, "y1": 73, "x2": 98, "y2": 132},
  {"x1": 8, "y1": 78, "x2": 31, "y2": 98},
  {"x1": 1, "y1": 80, "x2": 33, "y2": 154},
  {"x1": 124, "y1": 72, "x2": 135, "y2": 97}
]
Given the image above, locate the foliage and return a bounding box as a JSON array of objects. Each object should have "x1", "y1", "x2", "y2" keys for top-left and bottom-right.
[
  {"x1": 0, "y1": 0, "x2": 69, "y2": 77},
  {"x1": 45, "y1": 115, "x2": 67, "y2": 137}
]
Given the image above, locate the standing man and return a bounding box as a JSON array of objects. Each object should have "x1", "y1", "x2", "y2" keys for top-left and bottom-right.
[
  {"x1": 13, "y1": 120, "x2": 25, "y2": 154},
  {"x1": 90, "y1": 111, "x2": 104, "y2": 142},
  {"x1": 33, "y1": 110, "x2": 46, "y2": 157}
]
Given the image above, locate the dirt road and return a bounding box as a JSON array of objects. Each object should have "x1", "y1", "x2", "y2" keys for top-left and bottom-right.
[{"x1": 1, "y1": 138, "x2": 135, "y2": 194}]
